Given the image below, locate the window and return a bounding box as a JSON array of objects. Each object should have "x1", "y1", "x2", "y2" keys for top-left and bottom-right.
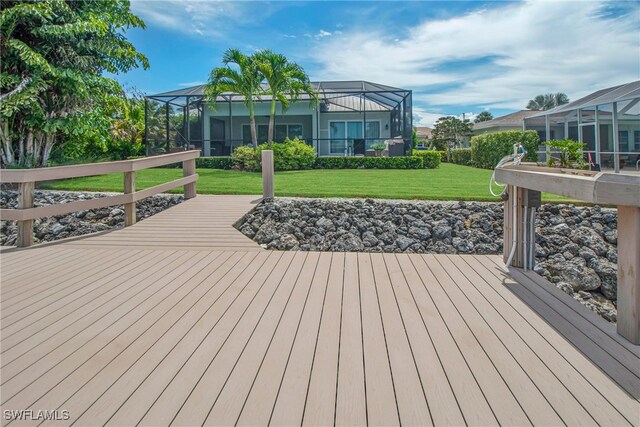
[
  {"x1": 634, "y1": 131, "x2": 640, "y2": 151},
  {"x1": 618, "y1": 130, "x2": 629, "y2": 153},
  {"x1": 329, "y1": 120, "x2": 380, "y2": 154},
  {"x1": 242, "y1": 124, "x2": 303, "y2": 144}
]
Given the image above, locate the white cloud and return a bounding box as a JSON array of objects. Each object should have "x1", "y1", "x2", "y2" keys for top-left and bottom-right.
[
  {"x1": 312, "y1": 1, "x2": 639, "y2": 110},
  {"x1": 413, "y1": 107, "x2": 477, "y2": 127},
  {"x1": 315, "y1": 30, "x2": 332, "y2": 39},
  {"x1": 131, "y1": 0, "x2": 253, "y2": 38}
]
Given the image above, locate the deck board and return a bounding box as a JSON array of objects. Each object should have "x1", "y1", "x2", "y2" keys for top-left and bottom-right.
[{"x1": 1, "y1": 195, "x2": 638, "y2": 426}]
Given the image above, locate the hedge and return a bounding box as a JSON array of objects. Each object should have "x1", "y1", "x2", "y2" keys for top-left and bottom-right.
[
  {"x1": 470, "y1": 130, "x2": 539, "y2": 169},
  {"x1": 450, "y1": 148, "x2": 472, "y2": 166},
  {"x1": 314, "y1": 156, "x2": 424, "y2": 169},
  {"x1": 158, "y1": 156, "x2": 233, "y2": 169},
  {"x1": 411, "y1": 150, "x2": 442, "y2": 168},
  {"x1": 196, "y1": 156, "x2": 234, "y2": 169}
]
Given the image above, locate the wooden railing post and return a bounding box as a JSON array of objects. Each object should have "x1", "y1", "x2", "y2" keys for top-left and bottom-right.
[
  {"x1": 124, "y1": 171, "x2": 136, "y2": 226},
  {"x1": 262, "y1": 150, "x2": 274, "y2": 200},
  {"x1": 16, "y1": 181, "x2": 34, "y2": 247},
  {"x1": 183, "y1": 158, "x2": 196, "y2": 199},
  {"x1": 616, "y1": 205, "x2": 640, "y2": 344}
]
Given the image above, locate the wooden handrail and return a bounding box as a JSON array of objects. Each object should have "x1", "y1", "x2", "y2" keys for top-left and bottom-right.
[
  {"x1": 496, "y1": 162, "x2": 640, "y2": 344},
  {"x1": 0, "y1": 150, "x2": 199, "y2": 183},
  {"x1": 0, "y1": 150, "x2": 200, "y2": 247}
]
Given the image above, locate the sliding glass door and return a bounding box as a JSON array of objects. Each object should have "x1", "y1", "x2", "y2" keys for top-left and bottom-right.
[{"x1": 329, "y1": 121, "x2": 380, "y2": 156}]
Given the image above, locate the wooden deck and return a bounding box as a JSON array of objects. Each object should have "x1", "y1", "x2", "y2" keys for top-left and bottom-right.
[{"x1": 1, "y1": 196, "x2": 638, "y2": 426}]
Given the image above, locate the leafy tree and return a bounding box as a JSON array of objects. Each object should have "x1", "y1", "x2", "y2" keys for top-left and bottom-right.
[
  {"x1": 526, "y1": 92, "x2": 570, "y2": 111},
  {"x1": 253, "y1": 50, "x2": 316, "y2": 143},
  {"x1": 474, "y1": 111, "x2": 493, "y2": 123},
  {"x1": 0, "y1": 0, "x2": 149, "y2": 167},
  {"x1": 431, "y1": 116, "x2": 473, "y2": 162},
  {"x1": 205, "y1": 49, "x2": 263, "y2": 148},
  {"x1": 412, "y1": 128, "x2": 419, "y2": 148}
]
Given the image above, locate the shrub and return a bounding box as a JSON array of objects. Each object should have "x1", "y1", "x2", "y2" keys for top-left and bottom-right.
[
  {"x1": 315, "y1": 156, "x2": 423, "y2": 169},
  {"x1": 545, "y1": 139, "x2": 586, "y2": 168},
  {"x1": 434, "y1": 150, "x2": 447, "y2": 162},
  {"x1": 450, "y1": 148, "x2": 472, "y2": 166},
  {"x1": 197, "y1": 156, "x2": 234, "y2": 169},
  {"x1": 411, "y1": 150, "x2": 442, "y2": 169},
  {"x1": 230, "y1": 138, "x2": 316, "y2": 172},
  {"x1": 231, "y1": 145, "x2": 261, "y2": 171},
  {"x1": 471, "y1": 130, "x2": 539, "y2": 169}
]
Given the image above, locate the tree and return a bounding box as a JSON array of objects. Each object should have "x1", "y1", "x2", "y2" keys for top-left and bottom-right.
[
  {"x1": 205, "y1": 49, "x2": 263, "y2": 148},
  {"x1": 0, "y1": 0, "x2": 149, "y2": 167},
  {"x1": 474, "y1": 111, "x2": 493, "y2": 123},
  {"x1": 253, "y1": 50, "x2": 316, "y2": 143},
  {"x1": 431, "y1": 116, "x2": 473, "y2": 162},
  {"x1": 526, "y1": 92, "x2": 569, "y2": 111}
]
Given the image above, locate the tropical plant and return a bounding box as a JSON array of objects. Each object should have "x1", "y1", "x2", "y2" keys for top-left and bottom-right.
[
  {"x1": 253, "y1": 50, "x2": 316, "y2": 143},
  {"x1": 205, "y1": 49, "x2": 263, "y2": 148},
  {"x1": 526, "y1": 92, "x2": 570, "y2": 111},
  {"x1": 0, "y1": 0, "x2": 148, "y2": 167},
  {"x1": 474, "y1": 111, "x2": 493, "y2": 123},
  {"x1": 545, "y1": 139, "x2": 586, "y2": 168},
  {"x1": 371, "y1": 142, "x2": 386, "y2": 157},
  {"x1": 431, "y1": 116, "x2": 473, "y2": 162}
]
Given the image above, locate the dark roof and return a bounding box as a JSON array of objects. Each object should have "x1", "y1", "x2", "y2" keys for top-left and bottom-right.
[
  {"x1": 473, "y1": 110, "x2": 542, "y2": 130},
  {"x1": 148, "y1": 80, "x2": 411, "y2": 110}
]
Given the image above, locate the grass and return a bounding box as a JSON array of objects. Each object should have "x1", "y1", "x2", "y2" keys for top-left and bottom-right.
[{"x1": 40, "y1": 163, "x2": 571, "y2": 202}]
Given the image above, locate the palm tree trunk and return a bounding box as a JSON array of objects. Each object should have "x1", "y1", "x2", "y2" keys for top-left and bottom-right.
[
  {"x1": 267, "y1": 99, "x2": 276, "y2": 143},
  {"x1": 248, "y1": 102, "x2": 258, "y2": 148}
]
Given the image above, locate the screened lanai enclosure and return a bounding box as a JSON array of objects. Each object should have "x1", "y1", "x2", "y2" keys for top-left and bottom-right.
[
  {"x1": 523, "y1": 80, "x2": 640, "y2": 172},
  {"x1": 145, "y1": 81, "x2": 413, "y2": 157}
]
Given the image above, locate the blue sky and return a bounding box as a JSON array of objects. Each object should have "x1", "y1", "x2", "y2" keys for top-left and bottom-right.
[{"x1": 118, "y1": 0, "x2": 639, "y2": 126}]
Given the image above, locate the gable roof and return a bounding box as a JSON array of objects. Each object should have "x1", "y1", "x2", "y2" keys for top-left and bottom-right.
[{"x1": 473, "y1": 110, "x2": 542, "y2": 130}]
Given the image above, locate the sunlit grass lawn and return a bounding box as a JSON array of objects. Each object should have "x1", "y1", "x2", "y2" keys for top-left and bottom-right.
[{"x1": 41, "y1": 163, "x2": 570, "y2": 202}]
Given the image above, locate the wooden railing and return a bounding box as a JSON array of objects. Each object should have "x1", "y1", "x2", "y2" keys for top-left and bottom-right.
[
  {"x1": 495, "y1": 163, "x2": 640, "y2": 344},
  {"x1": 0, "y1": 150, "x2": 200, "y2": 247}
]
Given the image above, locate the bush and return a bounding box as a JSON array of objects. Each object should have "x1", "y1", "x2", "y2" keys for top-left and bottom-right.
[
  {"x1": 545, "y1": 139, "x2": 586, "y2": 168},
  {"x1": 450, "y1": 148, "x2": 472, "y2": 166},
  {"x1": 197, "y1": 157, "x2": 234, "y2": 169},
  {"x1": 411, "y1": 150, "x2": 442, "y2": 168},
  {"x1": 314, "y1": 156, "x2": 423, "y2": 169},
  {"x1": 230, "y1": 138, "x2": 316, "y2": 172},
  {"x1": 231, "y1": 145, "x2": 262, "y2": 171},
  {"x1": 435, "y1": 150, "x2": 447, "y2": 162},
  {"x1": 471, "y1": 130, "x2": 539, "y2": 169}
]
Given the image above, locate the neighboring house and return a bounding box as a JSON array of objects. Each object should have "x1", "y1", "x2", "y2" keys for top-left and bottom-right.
[
  {"x1": 524, "y1": 80, "x2": 640, "y2": 171},
  {"x1": 145, "y1": 81, "x2": 413, "y2": 157},
  {"x1": 472, "y1": 110, "x2": 557, "y2": 140},
  {"x1": 414, "y1": 126, "x2": 432, "y2": 147}
]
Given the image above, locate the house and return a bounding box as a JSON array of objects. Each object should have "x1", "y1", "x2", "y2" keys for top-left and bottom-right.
[
  {"x1": 144, "y1": 81, "x2": 413, "y2": 157},
  {"x1": 472, "y1": 110, "x2": 556, "y2": 139},
  {"x1": 414, "y1": 126, "x2": 432, "y2": 148},
  {"x1": 524, "y1": 80, "x2": 640, "y2": 172}
]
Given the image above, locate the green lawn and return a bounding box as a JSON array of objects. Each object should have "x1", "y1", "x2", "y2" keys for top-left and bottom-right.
[{"x1": 41, "y1": 163, "x2": 570, "y2": 202}]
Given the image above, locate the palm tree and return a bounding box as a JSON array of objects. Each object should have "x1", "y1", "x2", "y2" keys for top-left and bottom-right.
[
  {"x1": 526, "y1": 92, "x2": 570, "y2": 111},
  {"x1": 474, "y1": 111, "x2": 493, "y2": 123},
  {"x1": 254, "y1": 49, "x2": 317, "y2": 143},
  {"x1": 205, "y1": 49, "x2": 263, "y2": 148}
]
